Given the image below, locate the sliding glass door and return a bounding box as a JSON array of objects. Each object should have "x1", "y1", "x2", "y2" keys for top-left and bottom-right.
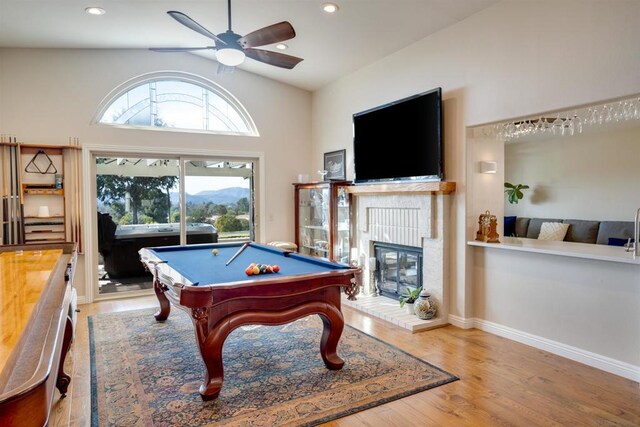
[
  {"x1": 94, "y1": 154, "x2": 255, "y2": 297},
  {"x1": 184, "y1": 158, "x2": 254, "y2": 242},
  {"x1": 95, "y1": 156, "x2": 180, "y2": 295}
]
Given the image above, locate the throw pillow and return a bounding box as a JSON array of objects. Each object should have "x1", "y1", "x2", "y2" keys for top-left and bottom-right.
[
  {"x1": 538, "y1": 222, "x2": 570, "y2": 241},
  {"x1": 504, "y1": 216, "x2": 517, "y2": 237},
  {"x1": 608, "y1": 237, "x2": 634, "y2": 247}
]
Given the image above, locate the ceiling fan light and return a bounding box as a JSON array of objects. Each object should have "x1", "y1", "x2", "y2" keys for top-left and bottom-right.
[{"x1": 216, "y1": 47, "x2": 246, "y2": 66}]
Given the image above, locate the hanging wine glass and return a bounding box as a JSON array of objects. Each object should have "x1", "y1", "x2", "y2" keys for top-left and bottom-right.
[
  {"x1": 572, "y1": 113, "x2": 583, "y2": 135},
  {"x1": 505, "y1": 122, "x2": 517, "y2": 139},
  {"x1": 524, "y1": 120, "x2": 534, "y2": 135},
  {"x1": 614, "y1": 101, "x2": 624, "y2": 121},
  {"x1": 552, "y1": 115, "x2": 563, "y2": 135},
  {"x1": 586, "y1": 107, "x2": 598, "y2": 125},
  {"x1": 598, "y1": 104, "x2": 608, "y2": 124},
  {"x1": 624, "y1": 100, "x2": 634, "y2": 120}
]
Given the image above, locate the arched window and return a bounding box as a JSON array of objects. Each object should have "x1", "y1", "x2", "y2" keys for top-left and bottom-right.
[{"x1": 96, "y1": 72, "x2": 258, "y2": 136}]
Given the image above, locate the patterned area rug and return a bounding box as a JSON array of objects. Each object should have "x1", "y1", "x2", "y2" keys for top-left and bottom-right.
[{"x1": 90, "y1": 308, "x2": 457, "y2": 426}]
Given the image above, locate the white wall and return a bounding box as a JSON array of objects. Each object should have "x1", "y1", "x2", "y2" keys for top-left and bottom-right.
[
  {"x1": 505, "y1": 125, "x2": 640, "y2": 221},
  {"x1": 0, "y1": 48, "x2": 312, "y2": 298},
  {"x1": 311, "y1": 0, "x2": 640, "y2": 373}
]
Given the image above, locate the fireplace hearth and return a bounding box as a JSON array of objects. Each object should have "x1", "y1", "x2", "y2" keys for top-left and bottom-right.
[{"x1": 374, "y1": 242, "x2": 423, "y2": 299}]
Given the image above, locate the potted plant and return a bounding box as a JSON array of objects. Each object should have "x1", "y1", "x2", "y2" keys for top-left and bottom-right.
[
  {"x1": 504, "y1": 182, "x2": 529, "y2": 204},
  {"x1": 399, "y1": 286, "x2": 422, "y2": 314}
]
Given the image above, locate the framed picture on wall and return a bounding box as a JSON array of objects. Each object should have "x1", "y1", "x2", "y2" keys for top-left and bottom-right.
[{"x1": 324, "y1": 149, "x2": 346, "y2": 180}]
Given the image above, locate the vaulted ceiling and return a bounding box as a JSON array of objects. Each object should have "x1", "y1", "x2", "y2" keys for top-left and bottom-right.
[{"x1": 0, "y1": 0, "x2": 498, "y2": 91}]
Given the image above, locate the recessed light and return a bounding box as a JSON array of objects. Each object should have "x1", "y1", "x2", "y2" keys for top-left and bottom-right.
[
  {"x1": 275, "y1": 43, "x2": 288, "y2": 50},
  {"x1": 322, "y1": 3, "x2": 339, "y2": 14},
  {"x1": 85, "y1": 7, "x2": 106, "y2": 16}
]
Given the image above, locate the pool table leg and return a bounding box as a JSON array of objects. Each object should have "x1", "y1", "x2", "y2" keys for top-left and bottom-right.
[
  {"x1": 318, "y1": 304, "x2": 345, "y2": 370},
  {"x1": 153, "y1": 278, "x2": 171, "y2": 321},
  {"x1": 192, "y1": 307, "x2": 224, "y2": 401}
]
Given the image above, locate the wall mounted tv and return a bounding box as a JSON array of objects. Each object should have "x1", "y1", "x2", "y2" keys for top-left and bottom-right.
[{"x1": 352, "y1": 87, "x2": 443, "y2": 184}]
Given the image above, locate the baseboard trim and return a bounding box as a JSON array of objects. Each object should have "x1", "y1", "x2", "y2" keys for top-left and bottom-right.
[
  {"x1": 77, "y1": 295, "x2": 87, "y2": 305},
  {"x1": 448, "y1": 315, "x2": 639, "y2": 382},
  {"x1": 447, "y1": 314, "x2": 475, "y2": 329}
]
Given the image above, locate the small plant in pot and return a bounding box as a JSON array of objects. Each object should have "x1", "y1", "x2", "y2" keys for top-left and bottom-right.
[
  {"x1": 399, "y1": 286, "x2": 422, "y2": 314},
  {"x1": 504, "y1": 182, "x2": 529, "y2": 204}
]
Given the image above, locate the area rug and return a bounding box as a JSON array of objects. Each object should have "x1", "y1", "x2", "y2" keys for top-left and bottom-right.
[{"x1": 90, "y1": 308, "x2": 457, "y2": 427}]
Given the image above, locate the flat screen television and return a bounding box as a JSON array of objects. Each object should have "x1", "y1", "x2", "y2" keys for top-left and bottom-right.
[{"x1": 352, "y1": 87, "x2": 443, "y2": 183}]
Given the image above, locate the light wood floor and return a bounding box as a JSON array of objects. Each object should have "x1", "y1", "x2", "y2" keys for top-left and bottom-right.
[{"x1": 51, "y1": 295, "x2": 639, "y2": 426}]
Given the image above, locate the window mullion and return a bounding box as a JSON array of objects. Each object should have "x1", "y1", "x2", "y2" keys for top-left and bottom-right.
[
  {"x1": 203, "y1": 89, "x2": 210, "y2": 131},
  {"x1": 150, "y1": 81, "x2": 158, "y2": 126}
]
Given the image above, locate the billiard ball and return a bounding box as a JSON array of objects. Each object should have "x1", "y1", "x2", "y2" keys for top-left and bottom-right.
[{"x1": 212, "y1": 249, "x2": 219, "y2": 255}]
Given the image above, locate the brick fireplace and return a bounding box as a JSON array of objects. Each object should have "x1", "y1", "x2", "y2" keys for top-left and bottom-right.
[{"x1": 342, "y1": 182, "x2": 454, "y2": 332}]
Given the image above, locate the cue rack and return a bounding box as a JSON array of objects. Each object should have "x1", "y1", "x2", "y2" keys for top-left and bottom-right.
[{"x1": 0, "y1": 135, "x2": 83, "y2": 252}]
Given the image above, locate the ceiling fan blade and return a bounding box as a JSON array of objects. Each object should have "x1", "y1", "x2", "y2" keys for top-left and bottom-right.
[
  {"x1": 150, "y1": 47, "x2": 215, "y2": 52},
  {"x1": 167, "y1": 11, "x2": 226, "y2": 45},
  {"x1": 238, "y1": 22, "x2": 296, "y2": 48},
  {"x1": 244, "y1": 48, "x2": 303, "y2": 69}
]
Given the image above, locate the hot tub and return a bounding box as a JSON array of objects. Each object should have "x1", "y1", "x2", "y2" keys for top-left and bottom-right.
[{"x1": 102, "y1": 222, "x2": 218, "y2": 278}]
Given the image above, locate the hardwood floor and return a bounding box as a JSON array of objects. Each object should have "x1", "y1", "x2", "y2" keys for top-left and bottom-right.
[{"x1": 52, "y1": 295, "x2": 639, "y2": 426}]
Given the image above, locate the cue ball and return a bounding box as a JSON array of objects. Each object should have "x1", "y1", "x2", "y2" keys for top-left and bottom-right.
[{"x1": 212, "y1": 249, "x2": 219, "y2": 255}]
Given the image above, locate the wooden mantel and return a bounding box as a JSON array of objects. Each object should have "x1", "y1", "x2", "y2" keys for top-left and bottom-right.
[{"x1": 346, "y1": 181, "x2": 455, "y2": 195}]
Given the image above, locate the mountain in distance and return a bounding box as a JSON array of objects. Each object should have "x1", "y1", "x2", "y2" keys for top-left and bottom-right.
[{"x1": 170, "y1": 187, "x2": 250, "y2": 206}]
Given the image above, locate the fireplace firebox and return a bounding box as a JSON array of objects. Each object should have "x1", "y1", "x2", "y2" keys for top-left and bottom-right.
[{"x1": 374, "y1": 242, "x2": 423, "y2": 299}]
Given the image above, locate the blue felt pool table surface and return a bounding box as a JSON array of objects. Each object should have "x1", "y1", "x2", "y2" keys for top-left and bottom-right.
[{"x1": 146, "y1": 242, "x2": 350, "y2": 286}]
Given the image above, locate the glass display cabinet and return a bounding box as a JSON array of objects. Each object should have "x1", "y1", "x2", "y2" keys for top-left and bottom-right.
[{"x1": 294, "y1": 181, "x2": 350, "y2": 263}]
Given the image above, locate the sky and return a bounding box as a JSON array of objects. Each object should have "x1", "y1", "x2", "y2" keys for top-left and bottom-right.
[{"x1": 179, "y1": 176, "x2": 249, "y2": 194}]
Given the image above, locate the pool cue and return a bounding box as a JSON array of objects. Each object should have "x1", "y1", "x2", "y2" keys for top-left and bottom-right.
[
  {"x1": 225, "y1": 242, "x2": 250, "y2": 266},
  {"x1": 75, "y1": 138, "x2": 81, "y2": 250},
  {"x1": 8, "y1": 140, "x2": 15, "y2": 244},
  {"x1": 68, "y1": 139, "x2": 75, "y2": 245},
  {"x1": 0, "y1": 142, "x2": 6, "y2": 244},
  {"x1": 75, "y1": 138, "x2": 82, "y2": 251},
  {"x1": 68, "y1": 139, "x2": 75, "y2": 244},
  {"x1": 14, "y1": 140, "x2": 22, "y2": 244}
]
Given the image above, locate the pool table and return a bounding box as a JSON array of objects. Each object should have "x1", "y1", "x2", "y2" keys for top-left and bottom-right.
[{"x1": 138, "y1": 242, "x2": 361, "y2": 401}]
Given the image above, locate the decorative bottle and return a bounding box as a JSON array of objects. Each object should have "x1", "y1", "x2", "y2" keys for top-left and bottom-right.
[{"x1": 414, "y1": 290, "x2": 437, "y2": 320}]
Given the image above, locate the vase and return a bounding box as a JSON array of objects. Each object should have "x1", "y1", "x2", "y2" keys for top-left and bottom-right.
[
  {"x1": 405, "y1": 302, "x2": 414, "y2": 315},
  {"x1": 414, "y1": 290, "x2": 436, "y2": 320}
]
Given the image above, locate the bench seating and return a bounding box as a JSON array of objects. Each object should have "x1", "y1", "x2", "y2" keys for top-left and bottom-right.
[{"x1": 508, "y1": 216, "x2": 634, "y2": 245}]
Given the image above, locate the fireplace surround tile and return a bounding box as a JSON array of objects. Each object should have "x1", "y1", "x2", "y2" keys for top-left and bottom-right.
[{"x1": 349, "y1": 189, "x2": 451, "y2": 331}]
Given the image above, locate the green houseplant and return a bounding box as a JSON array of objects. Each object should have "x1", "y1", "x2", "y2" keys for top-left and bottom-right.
[
  {"x1": 399, "y1": 286, "x2": 422, "y2": 312},
  {"x1": 504, "y1": 182, "x2": 530, "y2": 204}
]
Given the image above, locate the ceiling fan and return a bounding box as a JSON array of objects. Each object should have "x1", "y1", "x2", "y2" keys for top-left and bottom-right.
[{"x1": 150, "y1": 0, "x2": 303, "y2": 70}]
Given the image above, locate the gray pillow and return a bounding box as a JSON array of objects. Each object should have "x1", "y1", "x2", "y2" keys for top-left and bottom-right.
[
  {"x1": 562, "y1": 219, "x2": 600, "y2": 244},
  {"x1": 596, "y1": 221, "x2": 635, "y2": 245},
  {"x1": 514, "y1": 217, "x2": 530, "y2": 238}
]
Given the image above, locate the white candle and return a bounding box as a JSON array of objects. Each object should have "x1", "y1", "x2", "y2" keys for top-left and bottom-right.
[{"x1": 350, "y1": 248, "x2": 358, "y2": 265}]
